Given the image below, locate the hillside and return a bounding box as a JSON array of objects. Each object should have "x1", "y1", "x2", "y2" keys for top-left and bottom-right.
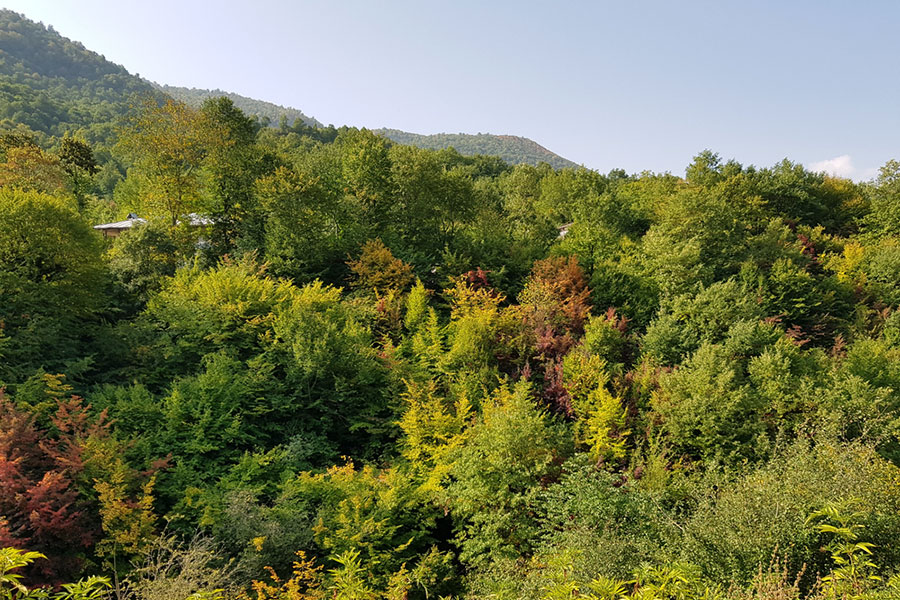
[
  {"x1": 0, "y1": 9, "x2": 163, "y2": 143},
  {"x1": 155, "y1": 83, "x2": 322, "y2": 128},
  {"x1": 376, "y1": 128, "x2": 579, "y2": 169},
  {"x1": 0, "y1": 9, "x2": 577, "y2": 169}
]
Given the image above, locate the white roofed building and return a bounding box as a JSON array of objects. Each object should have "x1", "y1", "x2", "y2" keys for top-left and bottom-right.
[{"x1": 92, "y1": 213, "x2": 147, "y2": 237}]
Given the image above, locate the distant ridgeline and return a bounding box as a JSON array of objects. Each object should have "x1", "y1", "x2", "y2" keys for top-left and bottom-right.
[
  {"x1": 0, "y1": 9, "x2": 576, "y2": 168},
  {"x1": 155, "y1": 83, "x2": 323, "y2": 129},
  {"x1": 377, "y1": 128, "x2": 579, "y2": 169}
]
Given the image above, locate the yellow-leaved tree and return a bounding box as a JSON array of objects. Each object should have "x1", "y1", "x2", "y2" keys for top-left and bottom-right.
[{"x1": 118, "y1": 98, "x2": 217, "y2": 226}]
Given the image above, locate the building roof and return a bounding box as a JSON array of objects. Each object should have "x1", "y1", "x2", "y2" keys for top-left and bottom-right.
[
  {"x1": 184, "y1": 213, "x2": 214, "y2": 226},
  {"x1": 93, "y1": 213, "x2": 215, "y2": 231},
  {"x1": 93, "y1": 213, "x2": 146, "y2": 231}
]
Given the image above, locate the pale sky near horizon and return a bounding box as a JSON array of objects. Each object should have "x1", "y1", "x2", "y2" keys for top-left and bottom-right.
[{"x1": 3, "y1": 1, "x2": 899, "y2": 180}]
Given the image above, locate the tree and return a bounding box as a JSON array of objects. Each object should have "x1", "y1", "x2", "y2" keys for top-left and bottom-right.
[
  {"x1": 107, "y1": 218, "x2": 181, "y2": 308},
  {"x1": 340, "y1": 129, "x2": 392, "y2": 237},
  {"x1": 347, "y1": 239, "x2": 414, "y2": 295},
  {"x1": 199, "y1": 97, "x2": 266, "y2": 253},
  {"x1": 118, "y1": 98, "x2": 212, "y2": 226},
  {"x1": 57, "y1": 136, "x2": 98, "y2": 211},
  {"x1": 0, "y1": 189, "x2": 105, "y2": 384},
  {"x1": 0, "y1": 391, "x2": 149, "y2": 586},
  {"x1": 256, "y1": 166, "x2": 343, "y2": 282},
  {"x1": 863, "y1": 159, "x2": 900, "y2": 238},
  {"x1": 447, "y1": 382, "x2": 569, "y2": 566},
  {"x1": 0, "y1": 143, "x2": 68, "y2": 195},
  {"x1": 388, "y1": 144, "x2": 476, "y2": 258},
  {"x1": 685, "y1": 149, "x2": 742, "y2": 186}
]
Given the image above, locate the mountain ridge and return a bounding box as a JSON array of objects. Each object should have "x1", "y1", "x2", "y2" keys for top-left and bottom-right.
[
  {"x1": 153, "y1": 83, "x2": 323, "y2": 129},
  {"x1": 0, "y1": 8, "x2": 579, "y2": 169},
  {"x1": 375, "y1": 129, "x2": 579, "y2": 170}
]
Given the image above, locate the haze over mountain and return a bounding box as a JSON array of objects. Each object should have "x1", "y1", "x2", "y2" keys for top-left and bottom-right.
[
  {"x1": 0, "y1": 9, "x2": 577, "y2": 168},
  {"x1": 154, "y1": 83, "x2": 323, "y2": 129},
  {"x1": 376, "y1": 129, "x2": 579, "y2": 170}
]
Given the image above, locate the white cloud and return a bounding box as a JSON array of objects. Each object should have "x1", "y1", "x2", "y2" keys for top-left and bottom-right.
[
  {"x1": 807, "y1": 155, "x2": 878, "y2": 181},
  {"x1": 809, "y1": 155, "x2": 855, "y2": 178}
]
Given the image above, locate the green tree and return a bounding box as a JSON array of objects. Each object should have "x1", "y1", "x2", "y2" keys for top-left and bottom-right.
[
  {"x1": 448, "y1": 382, "x2": 570, "y2": 566},
  {"x1": 340, "y1": 129, "x2": 392, "y2": 237},
  {"x1": 0, "y1": 189, "x2": 104, "y2": 384},
  {"x1": 199, "y1": 97, "x2": 267, "y2": 253},
  {"x1": 388, "y1": 144, "x2": 476, "y2": 258},
  {"x1": 118, "y1": 98, "x2": 212, "y2": 226},
  {"x1": 256, "y1": 166, "x2": 343, "y2": 282},
  {"x1": 57, "y1": 136, "x2": 98, "y2": 211}
]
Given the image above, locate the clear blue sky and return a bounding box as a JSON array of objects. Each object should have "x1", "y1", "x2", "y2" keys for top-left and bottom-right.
[{"x1": 4, "y1": 0, "x2": 899, "y2": 178}]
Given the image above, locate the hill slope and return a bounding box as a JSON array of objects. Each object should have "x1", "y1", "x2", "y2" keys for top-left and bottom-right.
[
  {"x1": 376, "y1": 129, "x2": 579, "y2": 169},
  {"x1": 155, "y1": 84, "x2": 322, "y2": 128},
  {"x1": 0, "y1": 9, "x2": 163, "y2": 143},
  {"x1": 0, "y1": 9, "x2": 579, "y2": 169}
]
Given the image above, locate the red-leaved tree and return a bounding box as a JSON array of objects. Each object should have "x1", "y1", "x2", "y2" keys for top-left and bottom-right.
[{"x1": 0, "y1": 391, "x2": 103, "y2": 585}]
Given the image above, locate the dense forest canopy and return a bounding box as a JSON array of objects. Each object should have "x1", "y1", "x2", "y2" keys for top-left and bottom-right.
[{"x1": 3, "y1": 8, "x2": 900, "y2": 600}]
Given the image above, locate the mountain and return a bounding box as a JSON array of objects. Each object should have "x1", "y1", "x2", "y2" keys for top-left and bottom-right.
[
  {"x1": 155, "y1": 84, "x2": 322, "y2": 128},
  {"x1": 0, "y1": 9, "x2": 578, "y2": 169},
  {"x1": 0, "y1": 9, "x2": 163, "y2": 144},
  {"x1": 376, "y1": 129, "x2": 579, "y2": 170}
]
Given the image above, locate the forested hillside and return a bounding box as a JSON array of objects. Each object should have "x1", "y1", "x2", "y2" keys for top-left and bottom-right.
[
  {"x1": 4, "y1": 8, "x2": 900, "y2": 600},
  {"x1": 0, "y1": 10, "x2": 162, "y2": 144},
  {"x1": 0, "y1": 10, "x2": 574, "y2": 170},
  {"x1": 156, "y1": 83, "x2": 322, "y2": 128},
  {"x1": 378, "y1": 128, "x2": 579, "y2": 169}
]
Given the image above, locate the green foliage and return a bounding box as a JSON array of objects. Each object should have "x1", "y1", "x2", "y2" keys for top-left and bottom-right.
[
  {"x1": 651, "y1": 343, "x2": 768, "y2": 463},
  {"x1": 7, "y1": 15, "x2": 900, "y2": 599},
  {"x1": 256, "y1": 165, "x2": 345, "y2": 282},
  {"x1": 117, "y1": 98, "x2": 213, "y2": 226},
  {"x1": 642, "y1": 279, "x2": 764, "y2": 365},
  {"x1": 807, "y1": 502, "x2": 881, "y2": 599},
  {"x1": 0, "y1": 548, "x2": 47, "y2": 596},
  {"x1": 680, "y1": 441, "x2": 900, "y2": 588},
  {"x1": 107, "y1": 218, "x2": 181, "y2": 306},
  {"x1": 139, "y1": 257, "x2": 297, "y2": 379},
  {"x1": 0, "y1": 546, "x2": 110, "y2": 599},
  {"x1": 582, "y1": 310, "x2": 629, "y2": 368},
  {"x1": 448, "y1": 381, "x2": 570, "y2": 565},
  {"x1": 0, "y1": 188, "x2": 105, "y2": 384},
  {"x1": 536, "y1": 456, "x2": 674, "y2": 581}
]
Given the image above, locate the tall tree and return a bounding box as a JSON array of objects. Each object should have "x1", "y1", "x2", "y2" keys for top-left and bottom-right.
[
  {"x1": 199, "y1": 97, "x2": 265, "y2": 253},
  {"x1": 340, "y1": 129, "x2": 392, "y2": 237},
  {"x1": 0, "y1": 189, "x2": 105, "y2": 384},
  {"x1": 118, "y1": 98, "x2": 211, "y2": 226},
  {"x1": 57, "y1": 136, "x2": 98, "y2": 211}
]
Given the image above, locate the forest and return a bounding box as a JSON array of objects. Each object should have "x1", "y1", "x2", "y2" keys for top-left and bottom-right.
[
  {"x1": 3, "y1": 90, "x2": 900, "y2": 600},
  {"x1": 3, "y1": 10, "x2": 900, "y2": 600}
]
